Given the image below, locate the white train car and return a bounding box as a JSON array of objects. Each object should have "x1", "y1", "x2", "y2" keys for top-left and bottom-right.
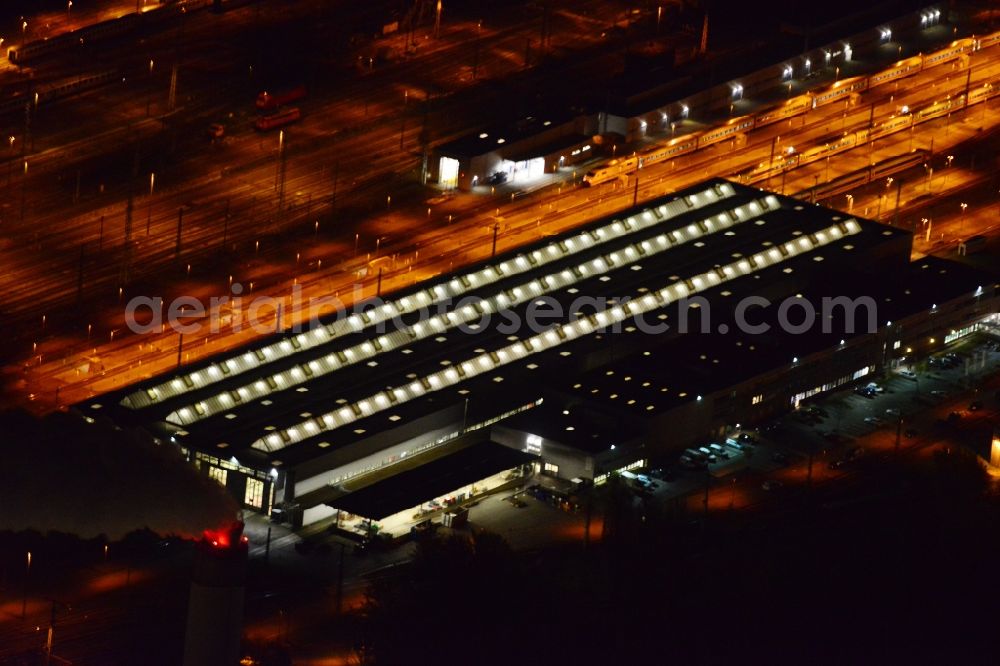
[
  {"x1": 696, "y1": 117, "x2": 754, "y2": 148},
  {"x1": 922, "y1": 38, "x2": 975, "y2": 69},
  {"x1": 968, "y1": 81, "x2": 1000, "y2": 105},
  {"x1": 975, "y1": 29, "x2": 1000, "y2": 51},
  {"x1": 812, "y1": 77, "x2": 868, "y2": 109},
  {"x1": 868, "y1": 56, "x2": 922, "y2": 88},
  {"x1": 637, "y1": 135, "x2": 698, "y2": 169},
  {"x1": 913, "y1": 95, "x2": 961, "y2": 123},
  {"x1": 753, "y1": 94, "x2": 812, "y2": 128},
  {"x1": 856, "y1": 113, "x2": 912, "y2": 144},
  {"x1": 582, "y1": 157, "x2": 639, "y2": 186},
  {"x1": 798, "y1": 133, "x2": 858, "y2": 168}
]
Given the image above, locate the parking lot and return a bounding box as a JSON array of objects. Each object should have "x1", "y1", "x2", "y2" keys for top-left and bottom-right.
[
  {"x1": 767, "y1": 339, "x2": 1000, "y2": 459},
  {"x1": 626, "y1": 335, "x2": 1000, "y2": 506}
]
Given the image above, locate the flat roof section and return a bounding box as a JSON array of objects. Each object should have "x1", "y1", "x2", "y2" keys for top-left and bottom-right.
[
  {"x1": 437, "y1": 111, "x2": 579, "y2": 160},
  {"x1": 325, "y1": 441, "x2": 535, "y2": 521}
]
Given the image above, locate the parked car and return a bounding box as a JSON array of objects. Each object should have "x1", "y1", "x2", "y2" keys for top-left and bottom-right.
[
  {"x1": 969, "y1": 400, "x2": 983, "y2": 411},
  {"x1": 726, "y1": 438, "x2": 748, "y2": 451},
  {"x1": 680, "y1": 454, "x2": 706, "y2": 470},
  {"x1": 708, "y1": 443, "x2": 730, "y2": 459},
  {"x1": 900, "y1": 370, "x2": 918, "y2": 380},
  {"x1": 864, "y1": 416, "x2": 884, "y2": 425},
  {"x1": 805, "y1": 405, "x2": 828, "y2": 418},
  {"x1": 885, "y1": 408, "x2": 901, "y2": 417},
  {"x1": 698, "y1": 447, "x2": 718, "y2": 463}
]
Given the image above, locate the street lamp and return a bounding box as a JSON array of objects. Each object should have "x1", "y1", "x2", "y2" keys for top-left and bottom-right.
[
  {"x1": 960, "y1": 202, "x2": 968, "y2": 234},
  {"x1": 22, "y1": 550, "x2": 31, "y2": 618},
  {"x1": 845, "y1": 194, "x2": 854, "y2": 213}
]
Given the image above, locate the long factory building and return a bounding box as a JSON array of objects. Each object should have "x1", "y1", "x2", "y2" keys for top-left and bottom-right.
[{"x1": 78, "y1": 179, "x2": 999, "y2": 534}]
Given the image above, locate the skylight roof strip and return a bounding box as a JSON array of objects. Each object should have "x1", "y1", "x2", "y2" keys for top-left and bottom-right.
[
  {"x1": 163, "y1": 190, "x2": 751, "y2": 423},
  {"x1": 183, "y1": 201, "x2": 760, "y2": 426},
  {"x1": 253, "y1": 220, "x2": 857, "y2": 453}
]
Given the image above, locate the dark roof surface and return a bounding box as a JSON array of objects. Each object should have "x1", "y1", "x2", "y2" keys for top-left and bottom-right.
[
  {"x1": 78, "y1": 178, "x2": 919, "y2": 470},
  {"x1": 437, "y1": 111, "x2": 579, "y2": 159},
  {"x1": 325, "y1": 441, "x2": 535, "y2": 520}
]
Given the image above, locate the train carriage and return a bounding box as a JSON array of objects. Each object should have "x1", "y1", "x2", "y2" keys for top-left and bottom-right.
[
  {"x1": 976, "y1": 30, "x2": 1000, "y2": 51},
  {"x1": 868, "y1": 114, "x2": 913, "y2": 141},
  {"x1": 922, "y1": 39, "x2": 974, "y2": 69},
  {"x1": 868, "y1": 56, "x2": 922, "y2": 88},
  {"x1": 968, "y1": 82, "x2": 999, "y2": 105},
  {"x1": 753, "y1": 94, "x2": 812, "y2": 128},
  {"x1": 582, "y1": 157, "x2": 639, "y2": 186},
  {"x1": 811, "y1": 77, "x2": 868, "y2": 109},
  {"x1": 637, "y1": 135, "x2": 698, "y2": 169},
  {"x1": 696, "y1": 117, "x2": 754, "y2": 148}
]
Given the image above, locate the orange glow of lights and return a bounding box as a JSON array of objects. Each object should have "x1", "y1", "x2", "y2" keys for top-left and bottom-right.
[{"x1": 202, "y1": 521, "x2": 247, "y2": 550}]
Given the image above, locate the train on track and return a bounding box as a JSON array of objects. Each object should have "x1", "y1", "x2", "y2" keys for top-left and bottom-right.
[
  {"x1": 582, "y1": 31, "x2": 1000, "y2": 187},
  {"x1": 792, "y1": 150, "x2": 930, "y2": 202},
  {"x1": 0, "y1": 69, "x2": 121, "y2": 117},
  {"x1": 737, "y1": 80, "x2": 1000, "y2": 184}
]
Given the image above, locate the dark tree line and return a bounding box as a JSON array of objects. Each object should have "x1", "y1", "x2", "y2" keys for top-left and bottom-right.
[{"x1": 355, "y1": 448, "x2": 1000, "y2": 665}]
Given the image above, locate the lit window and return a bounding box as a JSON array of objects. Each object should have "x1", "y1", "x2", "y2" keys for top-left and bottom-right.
[
  {"x1": 208, "y1": 467, "x2": 228, "y2": 486},
  {"x1": 544, "y1": 462, "x2": 560, "y2": 474},
  {"x1": 245, "y1": 477, "x2": 265, "y2": 509},
  {"x1": 752, "y1": 394, "x2": 764, "y2": 405}
]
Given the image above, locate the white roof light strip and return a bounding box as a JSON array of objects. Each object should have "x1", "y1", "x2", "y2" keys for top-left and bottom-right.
[
  {"x1": 251, "y1": 219, "x2": 861, "y2": 452},
  {"x1": 165, "y1": 193, "x2": 774, "y2": 426},
  {"x1": 123, "y1": 184, "x2": 739, "y2": 410}
]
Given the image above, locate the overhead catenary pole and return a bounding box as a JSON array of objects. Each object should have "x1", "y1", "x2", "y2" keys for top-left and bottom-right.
[
  {"x1": 175, "y1": 207, "x2": 183, "y2": 258},
  {"x1": 168, "y1": 63, "x2": 178, "y2": 111},
  {"x1": 963, "y1": 66, "x2": 972, "y2": 110},
  {"x1": 892, "y1": 178, "x2": 903, "y2": 226},
  {"x1": 121, "y1": 143, "x2": 139, "y2": 284},
  {"x1": 223, "y1": 198, "x2": 230, "y2": 248},
  {"x1": 76, "y1": 245, "x2": 85, "y2": 304}
]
